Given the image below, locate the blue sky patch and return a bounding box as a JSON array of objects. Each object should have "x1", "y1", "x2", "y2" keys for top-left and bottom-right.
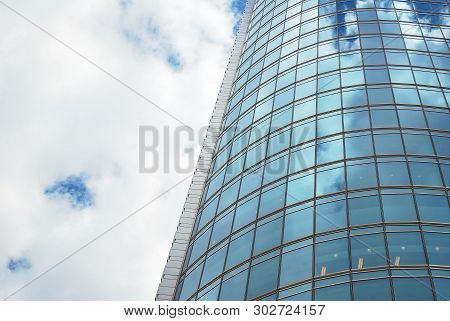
[
  {"x1": 167, "y1": 53, "x2": 182, "y2": 71},
  {"x1": 8, "y1": 257, "x2": 31, "y2": 272},
  {"x1": 231, "y1": 0, "x2": 247, "y2": 35},
  {"x1": 44, "y1": 175, "x2": 95, "y2": 210}
]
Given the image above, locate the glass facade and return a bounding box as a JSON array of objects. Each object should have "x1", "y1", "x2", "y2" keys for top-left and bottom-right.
[{"x1": 174, "y1": 0, "x2": 450, "y2": 301}]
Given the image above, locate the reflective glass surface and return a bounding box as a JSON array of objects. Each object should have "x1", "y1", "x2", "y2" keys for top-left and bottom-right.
[{"x1": 175, "y1": 0, "x2": 450, "y2": 301}]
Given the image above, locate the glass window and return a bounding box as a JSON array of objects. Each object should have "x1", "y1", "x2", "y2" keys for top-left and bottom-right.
[
  {"x1": 316, "y1": 200, "x2": 347, "y2": 233},
  {"x1": 387, "y1": 232, "x2": 426, "y2": 266},
  {"x1": 342, "y1": 69, "x2": 365, "y2": 87},
  {"x1": 247, "y1": 256, "x2": 279, "y2": 299},
  {"x1": 374, "y1": 133, "x2": 404, "y2": 155},
  {"x1": 347, "y1": 163, "x2": 378, "y2": 190},
  {"x1": 409, "y1": 162, "x2": 443, "y2": 187},
  {"x1": 287, "y1": 174, "x2": 315, "y2": 205},
  {"x1": 317, "y1": 91, "x2": 341, "y2": 113},
  {"x1": 259, "y1": 185, "x2": 286, "y2": 216},
  {"x1": 239, "y1": 167, "x2": 263, "y2": 196},
  {"x1": 233, "y1": 196, "x2": 259, "y2": 231},
  {"x1": 365, "y1": 68, "x2": 390, "y2": 84},
  {"x1": 367, "y1": 86, "x2": 395, "y2": 104},
  {"x1": 178, "y1": 264, "x2": 202, "y2": 300},
  {"x1": 219, "y1": 270, "x2": 248, "y2": 300},
  {"x1": 284, "y1": 206, "x2": 314, "y2": 242},
  {"x1": 280, "y1": 246, "x2": 313, "y2": 286},
  {"x1": 344, "y1": 110, "x2": 370, "y2": 131},
  {"x1": 253, "y1": 217, "x2": 283, "y2": 255},
  {"x1": 403, "y1": 134, "x2": 434, "y2": 155},
  {"x1": 225, "y1": 230, "x2": 253, "y2": 269},
  {"x1": 382, "y1": 194, "x2": 417, "y2": 222},
  {"x1": 210, "y1": 211, "x2": 233, "y2": 247},
  {"x1": 314, "y1": 283, "x2": 351, "y2": 301},
  {"x1": 434, "y1": 278, "x2": 450, "y2": 301},
  {"x1": 351, "y1": 233, "x2": 387, "y2": 269},
  {"x1": 398, "y1": 109, "x2": 427, "y2": 128},
  {"x1": 392, "y1": 278, "x2": 434, "y2": 301},
  {"x1": 189, "y1": 227, "x2": 212, "y2": 264},
  {"x1": 353, "y1": 279, "x2": 392, "y2": 301},
  {"x1": 423, "y1": 233, "x2": 450, "y2": 267},
  {"x1": 315, "y1": 238, "x2": 349, "y2": 276},
  {"x1": 389, "y1": 68, "x2": 414, "y2": 84},
  {"x1": 371, "y1": 109, "x2": 399, "y2": 128},
  {"x1": 378, "y1": 162, "x2": 411, "y2": 186},
  {"x1": 316, "y1": 167, "x2": 346, "y2": 196},
  {"x1": 200, "y1": 246, "x2": 227, "y2": 286},
  {"x1": 393, "y1": 87, "x2": 421, "y2": 105},
  {"x1": 317, "y1": 139, "x2": 344, "y2": 164},
  {"x1": 217, "y1": 181, "x2": 240, "y2": 213},
  {"x1": 425, "y1": 111, "x2": 450, "y2": 132},
  {"x1": 317, "y1": 114, "x2": 342, "y2": 137},
  {"x1": 416, "y1": 194, "x2": 450, "y2": 224},
  {"x1": 345, "y1": 135, "x2": 374, "y2": 158},
  {"x1": 348, "y1": 195, "x2": 382, "y2": 226}
]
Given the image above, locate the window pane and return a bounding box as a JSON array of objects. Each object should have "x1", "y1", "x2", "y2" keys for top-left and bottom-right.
[
  {"x1": 280, "y1": 246, "x2": 313, "y2": 286},
  {"x1": 247, "y1": 256, "x2": 279, "y2": 299},
  {"x1": 317, "y1": 139, "x2": 344, "y2": 164},
  {"x1": 371, "y1": 109, "x2": 399, "y2": 128},
  {"x1": 225, "y1": 231, "x2": 253, "y2": 269},
  {"x1": 347, "y1": 163, "x2": 378, "y2": 189},
  {"x1": 348, "y1": 195, "x2": 382, "y2": 226},
  {"x1": 344, "y1": 110, "x2": 370, "y2": 131},
  {"x1": 353, "y1": 279, "x2": 392, "y2": 301},
  {"x1": 382, "y1": 194, "x2": 417, "y2": 222},
  {"x1": 409, "y1": 162, "x2": 443, "y2": 186},
  {"x1": 423, "y1": 233, "x2": 450, "y2": 267},
  {"x1": 374, "y1": 134, "x2": 404, "y2": 155},
  {"x1": 259, "y1": 185, "x2": 286, "y2": 216},
  {"x1": 284, "y1": 206, "x2": 314, "y2": 242},
  {"x1": 219, "y1": 270, "x2": 248, "y2": 300},
  {"x1": 287, "y1": 174, "x2": 315, "y2": 205},
  {"x1": 378, "y1": 162, "x2": 411, "y2": 186},
  {"x1": 416, "y1": 195, "x2": 450, "y2": 223},
  {"x1": 253, "y1": 217, "x2": 283, "y2": 255},
  {"x1": 387, "y1": 232, "x2": 426, "y2": 266},
  {"x1": 403, "y1": 134, "x2": 434, "y2": 155},
  {"x1": 351, "y1": 233, "x2": 388, "y2": 269},
  {"x1": 315, "y1": 238, "x2": 349, "y2": 276},
  {"x1": 200, "y1": 247, "x2": 227, "y2": 286},
  {"x1": 316, "y1": 200, "x2": 347, "y2": 233},
  {"x1": 233, "y1": 196, "x2": 259, "y2": 231},
  {"x1": 433, "y1": 278, "x2": 450, "y2": 301},
  {"x1": 392, "y1": 278, "x2": 434, "y2": 301},
  {"x1": 316, "y1": 167, "x2": 346, "y2": 196},
  {"x1": 314, "y1": 283, "x2": 351, "y2": 301},
  {"x1": 345, "y1": 135, "x2": 374, "y2": 158}
]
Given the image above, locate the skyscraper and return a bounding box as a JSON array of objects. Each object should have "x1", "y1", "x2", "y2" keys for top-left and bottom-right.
[{"x1": 157, "y1": 0, "x2": 450, "y2": 301}]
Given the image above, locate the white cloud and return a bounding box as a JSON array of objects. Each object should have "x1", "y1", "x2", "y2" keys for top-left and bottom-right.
[{"x1": 0, "y1": 0, "x2": 238, "y2": 300}]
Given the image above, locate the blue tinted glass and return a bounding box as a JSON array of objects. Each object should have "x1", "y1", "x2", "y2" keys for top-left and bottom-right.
[
  {"x1": 253, "y1": 217, "x2": 283, "y2": 255},
  {"x1": 259, "y1": 185, "x2": 286, "y2": 216},
  {"x1": 284, "y1": 207, "x2": 314, "y2": 242},
  {"x1": 374, "y1": 134, "x2": 404, "y2": 155},
  {"x1": 347, "y1": 163, "x2": 378, "y2": 189},
  {"x1": 316, "y1": 167, "x2": 346, "y2": 196},
  {"x1": 409, "y1": 162, "x2": 443, "y2": 187},
  {"x1": 210, "y1": 211, "x2": 233, "y2": 247},
  {"x1": 371, "y1": 109, "x2": 398, "y2": 128},
  {"x1": 353, "y1": 278, "x2": 392, "y2": 301},
  {"x1": 219, "y1": 270, "x2": 248, "y2": 300},
  {"x1": 378, "y1": 162, "x2": 411, "y2": 186},
  {"x1": 315, "y1": 238, "x2": 349, "y2": 276},
  {"x1": 348, "y1": 195, "x2": 382, "y2": 226},
  {"x1": 287, "y1": 174, "x2": 315, "y2": 205},
  {"x1": 314, "y1": 283, "x2": 351, "y2": 301},
  {"x1": 393, "y1": 278, "x2": 434, "y2": 301},
  {"x1": 247, "y1": 256, "x2": 279, "y2": 299},
  {"x1": 387, "y1": 232, "x2": 426, "y2": 266},
  {"x1": 280, "y1": 246, "x2": 313, "y2": 286},
  {"x1": 345, "y1": 135, "x2": 374, "y2": 158},
  {"x1": 316, "y1": 200, "x2": 347, "y2": 233},
  {"x1": 317, "y1": 139, "x2": 344, "y2": 164},
  {"x1": 351, "y1": 233, "x2": 388, "y2": 269},
  {"x1": 343, "y1": 110, "x2": 370, "y2": 131},
  {"x1": 416, "y1": 195, "x2": 450, "y2": 223},
  {"x1": 382, "y1": 194, "x2": 417, "y2": 222},
  {"x1": 233, "y1": 196, "x2": 259, "y2": 231},
  {"x1": 403, "y1": 134, "x2": 434, "y2": 155},
  {"x1": 433, "y1": 278, "x2": 450, "y2": 301},
  {"x1": 423, "y1": 233, "x2": 450, "y2": 267},
  {"x1": 179, "y1": 264, "x2": 202, "y2": 300},
  {"x1": 200, "y1": 246, "x2": 227, "y2": 286},
  {"x1": 225, "y1": 231, "x2": 253, "y2": 269}
]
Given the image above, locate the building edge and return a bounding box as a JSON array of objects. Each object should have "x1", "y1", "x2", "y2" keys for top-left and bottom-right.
[{"x1": 155, "y1": 0, "x2": 256, "y2": 301}]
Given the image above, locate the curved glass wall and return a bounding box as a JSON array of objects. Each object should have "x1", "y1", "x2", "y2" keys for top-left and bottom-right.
[{"x1": 174, "y1": 0, "x2": 450, "y2": 301}]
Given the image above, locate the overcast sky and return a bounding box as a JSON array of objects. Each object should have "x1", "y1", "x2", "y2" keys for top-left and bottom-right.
[{"x1": 0, "y1": 0, "x2": 245, "y2": 300}]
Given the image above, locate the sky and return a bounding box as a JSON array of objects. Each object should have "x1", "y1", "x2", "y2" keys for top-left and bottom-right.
[{"x1": 0, "y1": 0, "x2": 246, "y2": 300}]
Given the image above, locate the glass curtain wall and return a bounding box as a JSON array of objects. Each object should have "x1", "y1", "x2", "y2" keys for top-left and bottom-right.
[{"x1": 174, "y1": 0, "x2": 450, "y2": 301}]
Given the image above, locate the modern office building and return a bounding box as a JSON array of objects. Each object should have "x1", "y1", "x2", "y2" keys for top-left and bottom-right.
[{"x1": 156, "y1": 0, "x2": 450, "y2": 301}]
